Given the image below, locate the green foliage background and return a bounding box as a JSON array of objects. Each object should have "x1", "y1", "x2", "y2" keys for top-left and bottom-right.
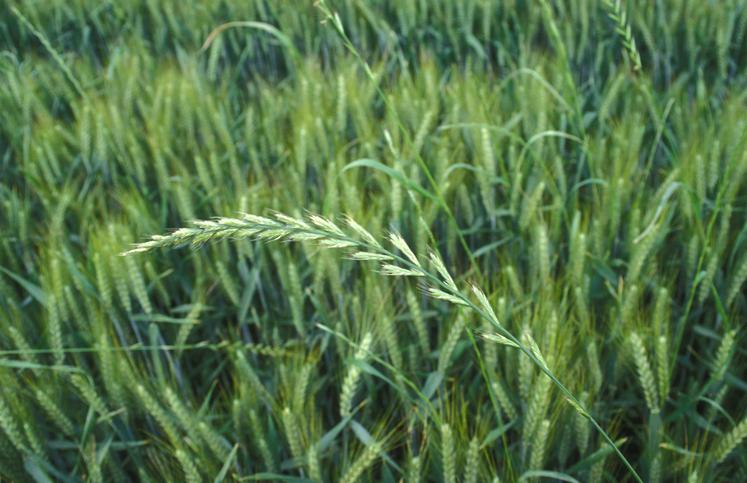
[{"x1": 1, "y1": 0, "x2": 746, "y2": 481}]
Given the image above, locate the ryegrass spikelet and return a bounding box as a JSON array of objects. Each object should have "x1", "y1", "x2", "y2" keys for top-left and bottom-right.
[
  {"x1": 274, "y1": 212, "x2": 310, "y2": 230},
  {"x1": 481, "y1": 332, "x2": 519, "y2": 349},
  {"x1": 388, "y1": 231, "x2": 420, "y2": 267},
  {"x1": 471, "y1": 284, "x2": 499, "y2": 325},
  {"x1": 526, "y1": 330, "x2": 548, "y2": 369},
  {"x1": 345, "y1": 215, "x2": 380, "y2": 248},
  {"x1": 319, "y1": 238, "x2": 359, "y2": 249},
  {"x1": 381, "y1": 264, "x2": 424, "y2": 277},
  {"x1": 309, "y1": 214, "x2": 345, "y2": 237},
  {"x1": 428, "y1": 287, "x2": 468, "y2": 306},
  {"x1": 429, "y1": 250, "x2": 457, "y2": 292},
  {"x1": 350, "y1": 251, "x2": 392, "y2": 261}
]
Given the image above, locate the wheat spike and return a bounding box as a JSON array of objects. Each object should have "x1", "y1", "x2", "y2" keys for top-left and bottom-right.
[{"x1": 602, "y1": 1, "x2": 643, "y2": 71}]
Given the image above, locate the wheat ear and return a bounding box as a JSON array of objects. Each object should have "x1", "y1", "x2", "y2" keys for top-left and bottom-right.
[{"x1": 603, "y1": 0, "x2": 643, "y2": 72}]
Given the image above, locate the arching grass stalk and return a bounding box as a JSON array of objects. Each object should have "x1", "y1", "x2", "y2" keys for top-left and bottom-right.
[{"x1": 123, "y1": 211, "x2": 643, "y2": 482}]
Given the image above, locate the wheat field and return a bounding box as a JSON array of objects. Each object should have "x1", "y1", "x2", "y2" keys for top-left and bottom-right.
[{"x1": 1, "y1": 1, "x2": 747, "y2": 481}]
